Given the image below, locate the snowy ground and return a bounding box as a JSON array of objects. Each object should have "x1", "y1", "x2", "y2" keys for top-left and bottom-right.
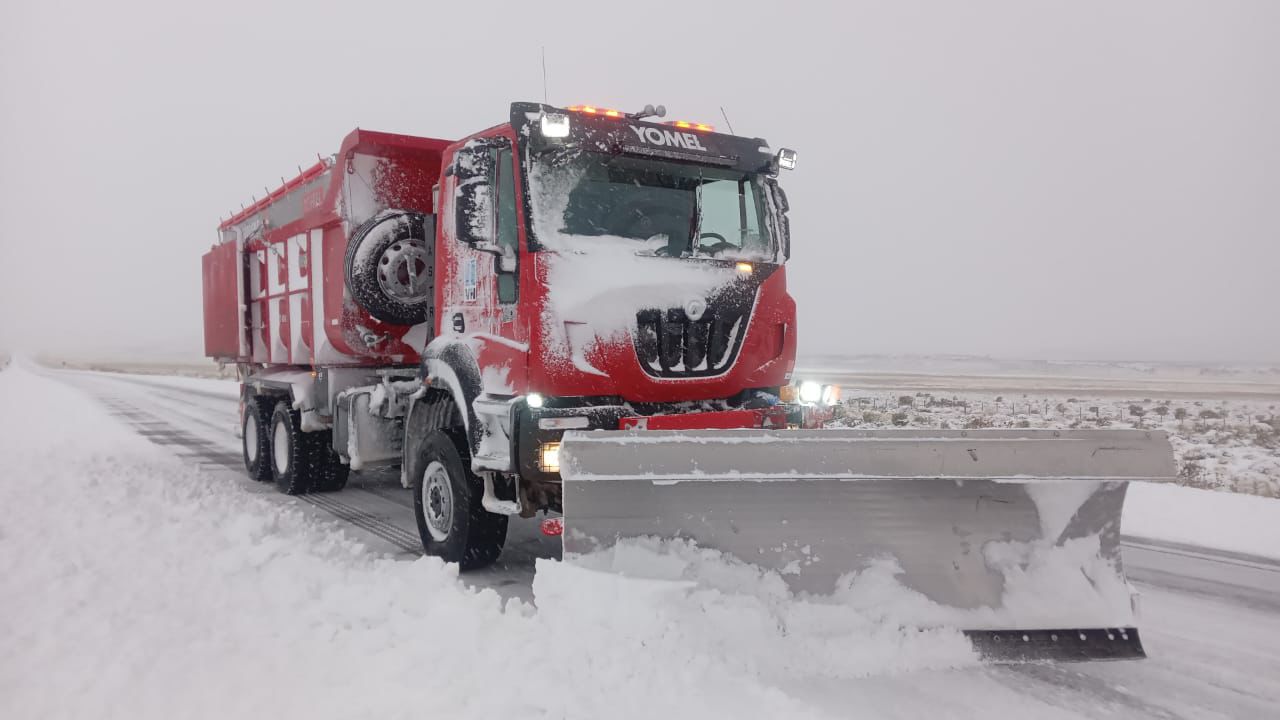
[{"x1": 3, "y1": 361, "x2": 1280, "y2": 719}]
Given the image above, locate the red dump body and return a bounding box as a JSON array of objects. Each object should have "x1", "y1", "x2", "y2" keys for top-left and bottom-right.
[{"x1": 203, "y1": 129, "x2": 449, "y2": 368}]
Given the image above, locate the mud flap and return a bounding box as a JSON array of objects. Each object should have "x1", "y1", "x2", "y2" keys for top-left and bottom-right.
[{"x1": 559, "y1": 429, "x2": 1176, "y2": 661}]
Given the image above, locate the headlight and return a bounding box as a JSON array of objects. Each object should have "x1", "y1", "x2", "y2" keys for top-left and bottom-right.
[
  {"x1": 821, "y1": 384, "x2": 841, "y2": 406},
  {"x1": 526, "y1": 392, "x2": 545, "y2": 409},
  {"x1": 798, "y1": 381, "x2": 823, "y2": 404},
  {"x1": 539, "y1": 442, "x2": 561, "y2": 473}
]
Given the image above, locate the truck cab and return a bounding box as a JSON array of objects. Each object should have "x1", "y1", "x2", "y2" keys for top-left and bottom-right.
[{"x1": 413, "y1": 103, "x2": 801, "y2": 517}]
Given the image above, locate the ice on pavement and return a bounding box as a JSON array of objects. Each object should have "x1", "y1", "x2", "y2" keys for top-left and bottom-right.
[{"x1": 1, "y1": 361, "x2": 1022, "y2": 720}]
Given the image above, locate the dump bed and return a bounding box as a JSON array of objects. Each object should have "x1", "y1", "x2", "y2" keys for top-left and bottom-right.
[{"x1": 201, "y1": 129, "x2": 451, "y2": 367}]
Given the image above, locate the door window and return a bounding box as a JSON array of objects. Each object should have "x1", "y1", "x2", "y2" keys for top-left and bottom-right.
[{"x1": 494, "y1": 144, "x2": 519, "y2": 304}]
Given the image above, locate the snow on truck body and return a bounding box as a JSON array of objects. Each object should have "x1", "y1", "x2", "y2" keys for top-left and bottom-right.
[{"x1": 202, "y1": 101, "x2": 1176, "y2": 662}]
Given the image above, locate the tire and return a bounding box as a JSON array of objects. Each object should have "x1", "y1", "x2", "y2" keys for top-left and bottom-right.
[
  {"x1": 242, "y1": 396, "x2": 274, "y2": 481},
  {"x1": 345, "y1": 211, "x2": 434, "y2": 326},
  {"x1": 412, "y1": 428, "x2": 508, "y2": 570},
  {"x1": 269, "y1": 401, "x2": 316, "y2": 495},
  {"x1": 312, "y1": 432, "x2": 350, "y2": 493}
]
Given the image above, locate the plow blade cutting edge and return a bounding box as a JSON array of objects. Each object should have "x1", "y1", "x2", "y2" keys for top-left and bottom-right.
[{"x1": 558, "y1": 428, "x2": 1177, "y2": 662}]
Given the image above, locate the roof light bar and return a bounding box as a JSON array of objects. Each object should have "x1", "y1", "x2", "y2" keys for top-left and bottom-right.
[
  {"x1": 669, "y1": 120, "x2": 714, "y2": 132},
  {"x1": 565, "y1": 105, "x2": 712, "y2": 131},
  {"x1": 567, "y1": 105, "x2": 624, "y2": 118}
]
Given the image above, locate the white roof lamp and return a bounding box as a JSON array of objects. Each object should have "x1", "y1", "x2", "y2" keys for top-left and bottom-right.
[
  {"x1": 776, "y1": 148, "x2": 797, "y2": 171},
  {"x1": 540, "y1": 112, "x2": 571, "y2": 138}
]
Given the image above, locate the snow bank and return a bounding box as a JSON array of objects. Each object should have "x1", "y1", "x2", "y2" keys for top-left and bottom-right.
[
  {"x1": 1124, "y1": 482, "x2": 1280, "y2": 560},
  {"x1": 552, "y1": 538, "x2": 976, "y2": 680},
  {"x1": 571, "y1": 534, "x2": 1134, "y2": 637},
  {"x1": 0, "y1": 361, "x2": 976, "y2": 720}
]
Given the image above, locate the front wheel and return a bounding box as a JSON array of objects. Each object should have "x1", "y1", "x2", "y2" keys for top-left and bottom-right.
[{"x1": 412, "y1": 429, "x2": 507, "y2": 569}]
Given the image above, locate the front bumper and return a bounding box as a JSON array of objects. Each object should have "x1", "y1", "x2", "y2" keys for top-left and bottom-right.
[{"x1": 515, "y1": 404, "x2": 789, "y2": 505}]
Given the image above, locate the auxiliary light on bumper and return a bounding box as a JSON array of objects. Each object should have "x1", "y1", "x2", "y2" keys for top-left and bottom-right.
[
  {"x1": 539, "y1": 442, "x2": 561, "y2": 473},
  {"x1": 782, "y1": 380, "x2": 841, "y2": 407}
]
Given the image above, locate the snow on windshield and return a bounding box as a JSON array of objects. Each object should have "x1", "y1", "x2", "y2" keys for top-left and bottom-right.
[
  {"x1": 527, "y1": 151, "x2": 757, "y2": 362},
  {"x1": 528, "y1": 149, "x2": 773, "y2": 261}
]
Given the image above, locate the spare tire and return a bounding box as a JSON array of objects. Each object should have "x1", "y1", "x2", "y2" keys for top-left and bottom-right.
[{"x1": 345, "y1": 211, "x2": 435, "y2": 326}]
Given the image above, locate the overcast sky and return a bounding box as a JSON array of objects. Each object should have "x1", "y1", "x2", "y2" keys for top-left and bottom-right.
[{"x1": 1, "y1": 0, "x2": 1276, "y2": 363}]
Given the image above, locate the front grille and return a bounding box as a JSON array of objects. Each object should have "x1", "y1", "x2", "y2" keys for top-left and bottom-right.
[{"x1": 634, "y1": 305, "x2": 748, "y2": 378}]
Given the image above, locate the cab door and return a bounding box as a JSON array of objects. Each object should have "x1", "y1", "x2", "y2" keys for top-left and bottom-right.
[{"x1": 443, "y1": 133, "x2": 528, "y2": 394}]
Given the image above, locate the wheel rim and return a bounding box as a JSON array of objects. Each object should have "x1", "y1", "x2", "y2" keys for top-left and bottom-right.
[
  {"x1": 376, "y1": 240, "x2": 431, "y2": 303},
  {"x1": 245, "y1": 412, "x2": 258, "y2": 463},
  {"x1": 421, "y1": 460, "x2": 453, "y2": 542},
  {"x1": 273, "y1": 418, "x2": 290, "y2": 475}
]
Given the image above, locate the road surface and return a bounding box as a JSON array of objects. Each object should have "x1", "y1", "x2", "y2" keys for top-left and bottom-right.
[{"x1": 45, "y1": 367, "x2": 1280, "y2": 719}]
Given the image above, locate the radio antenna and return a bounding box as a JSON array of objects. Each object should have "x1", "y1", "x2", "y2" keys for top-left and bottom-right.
[
  {"x1": 719, "y1": 106, "x2": 736, "y2": 135},
  {"x1": 541, "y1": 47, "x2": 549, "y2": 104}
]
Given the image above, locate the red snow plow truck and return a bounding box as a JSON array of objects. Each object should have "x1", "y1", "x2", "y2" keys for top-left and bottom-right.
[{"x1": 202, "y1": 101, "x2": 1176, "y2": 661}]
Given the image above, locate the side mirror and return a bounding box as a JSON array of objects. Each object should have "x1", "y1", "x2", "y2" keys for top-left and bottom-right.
[
  {"x1": 452, "y1": 146, "x2": 495, "y2": 245},
  {"x1": 768, "y1": 181, "x2": 791, "y2": 259},
  {"x1": 772, "y1": 182, "x2": 790, "y2": 213},
  {"x1": 454, "y1": 177, "x2": 493, "y2": 245}
]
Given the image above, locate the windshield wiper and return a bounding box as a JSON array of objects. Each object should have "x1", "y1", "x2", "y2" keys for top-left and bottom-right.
[{"x1": 688, "y1": 169, "x2": 704, "y2": 257}]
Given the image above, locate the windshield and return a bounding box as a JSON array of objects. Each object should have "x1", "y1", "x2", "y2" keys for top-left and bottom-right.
[{"x1": 527, "y1": 148, "x2": 773, "y2": 260}]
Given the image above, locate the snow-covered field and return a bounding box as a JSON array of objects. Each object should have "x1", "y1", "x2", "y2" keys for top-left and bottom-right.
[
  {"x1": 4, "y1": 360, "x2": 1280, "y2": 719},
  {"x1": 827, "y1": 390, "x2": 1280, "y2": 498}
]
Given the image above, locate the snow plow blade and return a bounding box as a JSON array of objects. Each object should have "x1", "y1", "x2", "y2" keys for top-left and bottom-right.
[{"x1": 558, "y1": 428, "x2": 1176, "y2": 662}]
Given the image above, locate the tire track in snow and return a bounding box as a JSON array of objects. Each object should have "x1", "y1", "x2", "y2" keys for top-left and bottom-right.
[{"x1": 52, "y1": 372, "x2": 425, "y2": 559}]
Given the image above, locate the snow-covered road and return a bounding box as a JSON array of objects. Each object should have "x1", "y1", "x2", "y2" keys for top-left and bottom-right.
[
  {"x1": 45, "y1": 365, "x2": 561, "y2": 602},
  {"x1": 4, "y1": 362, "x2": 1279, "y2": 719}
]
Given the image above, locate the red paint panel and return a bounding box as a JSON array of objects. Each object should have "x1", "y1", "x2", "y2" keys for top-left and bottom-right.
[
  {"x1": 618, "y1": 407, "x2": 787, "y2": 430},
  {"x1": 201, "y1": 242, "x2": 242, "y2": 359}
]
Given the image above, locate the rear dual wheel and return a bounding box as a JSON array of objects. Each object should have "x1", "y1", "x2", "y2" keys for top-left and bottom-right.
[
  {"x1": 242, "y1": 395, "x2": 348, "y2": 494},
  {"x1": 242, "y1": 397, "x2": 275, "y2": 481}
]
